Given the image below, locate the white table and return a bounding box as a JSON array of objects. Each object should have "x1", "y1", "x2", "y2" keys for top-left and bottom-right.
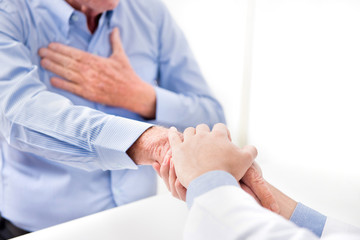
[
  {"x1": 12, "y1": 164, "x2": 360, "y2": 240},
  {"x1": 12, "y1": 194, "x2": 188, "y2": 240}
]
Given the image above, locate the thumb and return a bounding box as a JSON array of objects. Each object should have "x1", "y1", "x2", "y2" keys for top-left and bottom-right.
[
  {"x1": 110, "y1": 27, "x2": 124, "y2": 58},
  {"x1": 168, "y1": 127, "x2": 182, "y2": 150}
]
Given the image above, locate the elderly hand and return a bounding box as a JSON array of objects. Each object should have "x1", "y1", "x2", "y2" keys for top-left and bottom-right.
[
  {"x1": 162, "y1": 124, "x2": 280, "y2": 214},
  {"x1": 153, "y1": 156, "x2": 187, "y2": 201},
  {"x1": 240, "y1": 163, "x2": 280, "y2": 214},
  {"x1": 127, "y1": 126, "x2": 170, "y2": 165},
  {"x1": 38, "y1": 28, "x2": 156, "y2": 119},
  {"x1": 169, "y1": 123, "x2": 257, "y2": 188}
]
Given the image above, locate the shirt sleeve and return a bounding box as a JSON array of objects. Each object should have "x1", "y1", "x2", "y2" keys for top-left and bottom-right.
[
  {"x1": 290, "y1": 203, "x2": 327, "y2": 237},
  {"x1": 151, "y1": 2, "x2": 226, "y2": 130},
  {"x1": 0, "y1": 5, "x2": 151, "y2": 171}
]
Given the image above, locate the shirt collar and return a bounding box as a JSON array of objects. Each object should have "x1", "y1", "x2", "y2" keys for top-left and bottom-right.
[
  {"x1": 37, "y1": 0, "x2": 75, "y2": 36},
  {"x1": 36, "y1": 0, "x2": 117, "y2": 35}
]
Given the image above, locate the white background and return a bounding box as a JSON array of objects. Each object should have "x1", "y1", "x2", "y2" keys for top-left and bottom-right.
[{"x1": 162, "y1": 0, "x2": 360, "y2": 227}]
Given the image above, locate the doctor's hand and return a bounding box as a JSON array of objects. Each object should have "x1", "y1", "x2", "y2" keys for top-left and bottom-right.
[
  {"x1": 38, "y1": 27, "x2": 156, "y2": 119},
  {"x1": 169, "y1": 123, "x2": 257, "y2": 188}
]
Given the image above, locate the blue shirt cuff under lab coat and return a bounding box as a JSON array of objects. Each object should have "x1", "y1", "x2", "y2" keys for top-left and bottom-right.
[
  {"x1": 290, "y1": 202, "x2": 327, "y2": 237},
  {"x1": 186, "y1": 171, "x2": 239, "y2": 209}
]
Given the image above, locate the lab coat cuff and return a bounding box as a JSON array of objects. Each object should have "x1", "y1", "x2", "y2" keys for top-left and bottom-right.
[
  {"x1": 94, "y1": 116, "x2": 153, "y2": 170},
  {"x1": 290, "y1": 202, "x2": 327, "y2": 237},
  {"x1": 186, "y1": 171, "x2": 239, "y2": 209}
]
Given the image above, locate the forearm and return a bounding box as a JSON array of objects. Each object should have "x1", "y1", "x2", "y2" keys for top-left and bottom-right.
[
  {"x1": 0, "y1": 39, "x2": 150, "y2": 171},
  {"x1": 266, "y1": 181, "x2": 297, "y2": 219},
  {"x1": 267, "y1": 183, "x2": 360, "y2": 238},
  {"x1": 266, "y1": 181, "x2": 328, "y2": 238},
  {"x1": 0, "y1": 83, "x2": 151, "y2": 170},
  {"x1": 135, "y1": 81, "x2": 156, "y2": 119},
  {"x1": 185, "y1": 172, "x2": 319, "y2": 240}
]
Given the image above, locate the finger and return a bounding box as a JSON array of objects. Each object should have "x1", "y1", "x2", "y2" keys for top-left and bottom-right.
[
  {"x1": 235, "y1": 146, "x2": 257, "y2": 178},
  {"x1": 110, "y1": 27, "x2": 125, "y2": 58},
  {"x1": 39, "y1": 48, "x2": 81, "y2": 73},
  {"x1": 196, "y1": 124, "x2": 210, "y2": 134},
  {"x1": 41, "y1": 59, "x2": 81, "y2": 83},
  {"x1": 152, "y1": 162, "x2": 161, "y2": 176},
  {"x1": 168, "y1": 127, "x2": 182, "y2": 149},
  {"x1": 161, "y1": 149, "x2": 172, "y2": 166},
  {"x1": 169, "y1": 161, "x2": 180, "y2": 199},
  {"x1": 47, "y1": 42, "x2": 93, "y2": 63},
  {"x1": 175, "y1": 179, "x2": 187, "y2": 201},
  {"x1": 183, "y1": 127, "x2": 196, "y2": 139},
  {"x1": 240, "y1": 181, "x2": 261, "y2": 205},
  {"x1": 242, "y1": 166, "x2": 280, "y2": 213},
  {"x1": 159, "y1": 156, "x2": 171, "y2": 191},
  {"x1": 50, "y1": 77, "x2": 83, "y2": 96},
  {"x1": 212, "y1": 123, "x2": 228, "y2": 137},
  {"x1": 241, "y1": 145, "x2": 258, "y2": 160}
]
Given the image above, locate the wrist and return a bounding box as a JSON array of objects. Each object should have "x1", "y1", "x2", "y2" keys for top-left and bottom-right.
[
  {"x1": 127, "y1": 126, "x2": 169, "y2": 165},
  {"x1": 136, "y1": 79, "x2": 156, "y2": 119},
  {"x1": 266, "y1": 181, "x2": 297, "y2": 219}
]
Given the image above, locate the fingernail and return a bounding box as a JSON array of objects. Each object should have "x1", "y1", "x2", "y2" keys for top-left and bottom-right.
[
  {"x1": 38, "y1": 48, "x2": 45, "y2": 56},
  {"x1": 169, "y1": 126, "x2": 177, "y2": 131},
  {"x1": 48, "y1": 43, "x2": 57, "y2": 50}
]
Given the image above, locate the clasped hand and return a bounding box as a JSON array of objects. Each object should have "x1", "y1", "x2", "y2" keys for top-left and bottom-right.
[{"x1": 154, "y1": 123, "x2": 280, "y2": 214}]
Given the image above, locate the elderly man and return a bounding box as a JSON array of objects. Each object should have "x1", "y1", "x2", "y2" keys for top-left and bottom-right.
[{"x1": 0, "y1": 0, "x2": 225, "y2": 238}]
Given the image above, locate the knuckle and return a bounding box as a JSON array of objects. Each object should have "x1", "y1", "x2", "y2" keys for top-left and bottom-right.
[
  {"x1": 64, "y1": 71, "x2": 74, "y2": 80},
  {"x1": 242, "y1": 151, "x2": 253, "y2": 161},
  {"x1": 253, "y1": 176, "x2": 265, "y2": 186},
  {"x1": 48, "y1": 42, "x2": 58, "y2": 50}
]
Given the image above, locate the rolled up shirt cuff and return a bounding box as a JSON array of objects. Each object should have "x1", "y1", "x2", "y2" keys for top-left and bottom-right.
[
  {"x1": 290, "y1": 202, "x2": 327, "y2": 237},
  {"x1": 186, "y1": 170, "x2": 240, "y2": 209}
]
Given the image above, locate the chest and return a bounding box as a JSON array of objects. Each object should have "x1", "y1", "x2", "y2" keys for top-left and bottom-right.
[{"x1": 27, "y1": 10, "x2": 160, "y2": 104}]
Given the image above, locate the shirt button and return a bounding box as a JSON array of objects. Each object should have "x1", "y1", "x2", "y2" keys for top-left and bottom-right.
[{"x1": 71, "y1": 15, "x2": 79, "y2": 22}]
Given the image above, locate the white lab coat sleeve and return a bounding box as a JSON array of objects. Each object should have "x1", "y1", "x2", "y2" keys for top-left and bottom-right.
[
  {"x1": 184, "y1": 186, "x2": 360, "y2": 240},
  {"x1": 322, "y1": 217, "x2": 360, "y2": 237}
]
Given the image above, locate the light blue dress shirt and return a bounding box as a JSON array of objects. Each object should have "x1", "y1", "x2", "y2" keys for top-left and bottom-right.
[
  {"x1": 187, "y1": 171, "x2": 327, "y2": 238},
  {"x1": 0, "y1": 0, "x2": 225, "y2": 231}
]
